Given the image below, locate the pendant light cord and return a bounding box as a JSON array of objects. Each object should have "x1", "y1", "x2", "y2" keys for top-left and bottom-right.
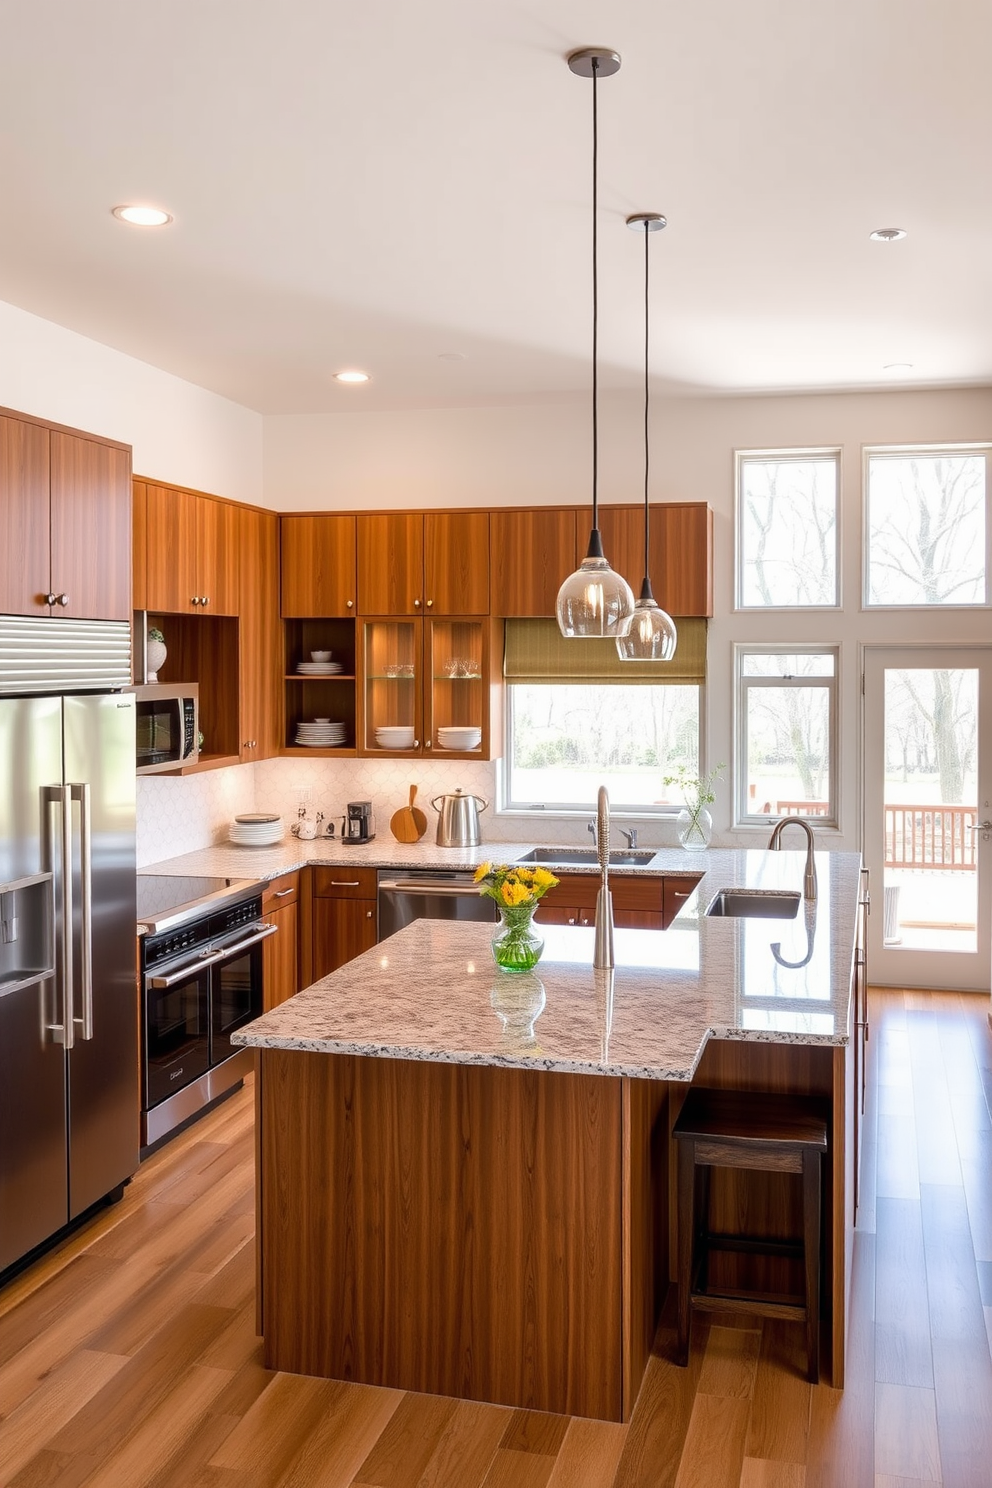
[
  {"x1": 591, "y1": 56, "x2": 599, "y2": 534},
  {"x1": 642, "y1": 219, "x2": 651, "y2": 594}
]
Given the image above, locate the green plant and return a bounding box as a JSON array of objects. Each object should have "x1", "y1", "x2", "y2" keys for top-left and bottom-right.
[
  {"x1": 148, "y1": 626, "x2": 165, "y2": 644},
  {"x1": 662, "y1": 762, "x2": 725, "y2": 814}
]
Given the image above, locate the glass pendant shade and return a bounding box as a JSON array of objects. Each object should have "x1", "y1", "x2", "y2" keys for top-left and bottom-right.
[
  {"x1": 616, "y1": 583, "x2": 677, "y2": 660},
  {"x1": 557, "y1": 544, "x2": 636, "y2": 639}
]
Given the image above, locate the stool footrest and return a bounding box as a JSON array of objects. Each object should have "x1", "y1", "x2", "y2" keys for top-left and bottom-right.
[
  {"x1": 690, "y1": 1288, "x2": 807, "y2": 1323},
  {"x1": 703, "y1": 1232, "x2": 804, "y2": 1260}
]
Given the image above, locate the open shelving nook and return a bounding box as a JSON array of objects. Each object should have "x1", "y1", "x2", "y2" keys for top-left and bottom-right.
[{"x1": 282, "y1": 618, "x2": 357, "y2": 757}]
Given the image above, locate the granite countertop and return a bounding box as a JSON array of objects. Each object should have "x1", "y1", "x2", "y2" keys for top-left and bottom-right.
[{"x1": 231, "y1": 847, "x2": 862, "y2": 1082}]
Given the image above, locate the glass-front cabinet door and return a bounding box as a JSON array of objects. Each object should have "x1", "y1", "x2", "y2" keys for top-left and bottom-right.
[
  {"x1": 427, "y1": 618, "x2": 487, "y2": 758},
  {"x1": 361, "y1": 619, "x2": 423, "y2": 754}
]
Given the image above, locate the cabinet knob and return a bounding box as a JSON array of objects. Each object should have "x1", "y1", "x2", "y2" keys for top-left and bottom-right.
[
  {"x1": 346, "y1": 599, "x2": 354, "y2": 609},
  {"x1": 191, "y1": 596, "x2": 200, "y2": 606},
  {"x1": 46, "y1": 593, "x2": 57, "y2": 607},
  {"x1": 414, "y1": 739, "x2": 420, "y2": 749},
  {"x1": 366, "y1": 909, "x2": 374, "y2": 919},
  {"x1": 413, "y1": 598, "x2": 421, "y2": 608},
  {"x1": 426, "y1": 598, "x2": 434, "y2": 608},
  {"x1": 57, "y1": 594, "x2": 69, "y2": 607},
  {"x1": 202, "y1": 597, "x2": 210, "y2": 607},
  {"x1": 567, "y1": 916, "x2": 576, "y2": 925},
  {"x1": 424, "y1": 740, "x2": 431, "y2": 748},
  {"x1": 242, "y1": 740, "x2": 257, "y2": 749}
]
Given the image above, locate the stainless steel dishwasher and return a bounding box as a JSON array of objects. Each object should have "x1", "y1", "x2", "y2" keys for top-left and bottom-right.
[{"x1": 377, "y1": 868, "x2": 498, "y2": 941}]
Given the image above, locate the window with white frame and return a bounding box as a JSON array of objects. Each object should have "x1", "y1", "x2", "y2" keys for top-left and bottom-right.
[
  {"x1": 737, "y1": 450, "x2": 840, "y2": 608},
  {"x1": 735, "y1": 649, "x2": 838, "y2": 826},
  {"x1": 864, "y1": 448, "x2": 989, "y2": 607},
  {"x1": 503, "y1": 682, "x2": 702, "y2": 812}
]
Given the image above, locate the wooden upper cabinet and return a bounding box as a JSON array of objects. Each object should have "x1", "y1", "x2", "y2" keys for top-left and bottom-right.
[
  {"x1": 357, "y1": 513, "x2": 424, "y2": 615},
  {"x1": 281, "y1": 514, "x2": 357, "y2": 617},
  {"x1": 132, "y1": 481, "x2": 148, "y2": 612},
  {"x1": 145, "y1": 483, "x2": 197, "y2": 612},
  {"x1": 490, "y1": 508, "x2": 578, "y2": 617},
  {"x1": 195, "y1": 496, "x2": 239, "y2": 615},
  {"x1": 597, "y1": 503, "x2": 713, "y2": 618},
  {"x1": 50, "y1": 432, "x2": 132, "y2": 621},
  {"x1": 425, "y1": 511, "x2": 489, "y2": 614},
  {"x1": 144, "y1": 483, "x2": 239, "y2": 615},
  {"x1": 238, "y1": 506, "x2": 281, "y2": 761},
  {"x1": 0, "y1": 414, "x2": 51, "y2": 616}
]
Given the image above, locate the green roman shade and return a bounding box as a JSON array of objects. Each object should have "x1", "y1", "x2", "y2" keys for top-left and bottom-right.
[{"x1": 503, "y1": 618, "x2": 706, "y2": 685}]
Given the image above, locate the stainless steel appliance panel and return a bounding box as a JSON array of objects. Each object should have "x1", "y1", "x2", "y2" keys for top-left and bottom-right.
[
  {"x1": 63, "y1": 693, "x2": 138, "y2": 1219},
  {"x1": 377, "y1": 871, "x2": 498, "y2": 941},
  {"x1": 0, "y1": 696, "x2": 68, "y2": 1271}
]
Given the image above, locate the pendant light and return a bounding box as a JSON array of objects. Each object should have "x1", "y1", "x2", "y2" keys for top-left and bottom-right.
[
  {"x1": 616, "y1": 213, "x2": 678, "y2": 662},
  {"x1": 556, "y1": 48, "x2": 635, "y2": 640}
]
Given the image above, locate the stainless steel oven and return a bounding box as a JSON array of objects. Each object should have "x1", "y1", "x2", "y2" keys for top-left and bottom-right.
[
  {"x1": 377, "y1": 869, "x2": 498, "y2": 941},
  {"x1": 138, "y1": 877, "x2": 275, "y2": 1148}
]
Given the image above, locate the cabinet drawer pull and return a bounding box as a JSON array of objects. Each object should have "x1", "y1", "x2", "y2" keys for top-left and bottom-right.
[
  {"x1": 328, "y1": 880, "x2": 361, "y2": 887},
  {"x1": 672, "y1": 890, "x2": 690, "y2": 899},
  {"x1": 273, "y1": 887, "x2": 294, "y2": 897}
]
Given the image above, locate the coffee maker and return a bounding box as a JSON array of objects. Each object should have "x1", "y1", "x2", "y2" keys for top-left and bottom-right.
[{"x1": 344, "y1": 800, "x2": 375, "y2": 843}]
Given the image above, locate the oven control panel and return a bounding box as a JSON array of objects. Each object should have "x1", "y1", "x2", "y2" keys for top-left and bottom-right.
[{"x1": 143, "y1": 893, "x2": 263, "y2": 970}]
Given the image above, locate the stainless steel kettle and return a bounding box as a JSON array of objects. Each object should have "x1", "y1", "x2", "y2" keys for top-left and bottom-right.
[{"x1": 431, "y1": 789, "x2": 488, "y2": 847}]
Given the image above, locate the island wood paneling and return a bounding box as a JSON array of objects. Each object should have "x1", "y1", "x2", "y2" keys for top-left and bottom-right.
[
  {"x1": 280, "y1": 513, "x2": 357, "y2": 617},
  {"x1": 621, "y1": 1078, "x2": 669, "y2": 1420},
  {"x1": 259, "y1": 1049, "x2": 625, "y2": 1420},
  {"x1": 0, "y1": 413, "x2": 50, "y2": 616}
]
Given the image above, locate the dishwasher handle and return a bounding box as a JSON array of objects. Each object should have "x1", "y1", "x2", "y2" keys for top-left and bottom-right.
[{"x1": 378, "y1": 879, "x2": 483, "y2": 897}]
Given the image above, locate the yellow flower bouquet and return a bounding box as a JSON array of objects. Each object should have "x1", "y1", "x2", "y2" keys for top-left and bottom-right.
[{"x1": 475, "y1": 862, "x2": 559, "y2": 972}]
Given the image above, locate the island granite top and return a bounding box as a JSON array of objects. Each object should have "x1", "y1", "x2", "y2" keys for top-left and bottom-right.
[{"x1": 231, "y1": 848, "x2": 862, "y2": 1082}]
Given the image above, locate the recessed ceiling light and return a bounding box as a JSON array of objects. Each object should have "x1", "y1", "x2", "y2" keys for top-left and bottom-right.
[
  {"x1": 882, "y1": 362, "x2": 914, "y2": 373},
  {"x1": 869, "y1": 227, "x2": 907, "y2": 242},
  {"x1": 334, "y1": 370, "x2": 370, "y2": 384},
  {"x1": 112, "y1": 205, "x2": 173, "y2": 227}
]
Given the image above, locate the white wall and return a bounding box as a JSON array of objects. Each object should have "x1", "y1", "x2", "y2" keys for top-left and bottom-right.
[
  {"x1": 264, "y1": 386, "x2": 992, "y2": 850},
  {"x1": 0, "y1": 299, "x2": 262, "y2": 501}
]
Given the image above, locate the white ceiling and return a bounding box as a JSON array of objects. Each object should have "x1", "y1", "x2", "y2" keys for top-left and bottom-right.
[{"x1": 2, "y1": 1, "x2": 990, "y2": 414}]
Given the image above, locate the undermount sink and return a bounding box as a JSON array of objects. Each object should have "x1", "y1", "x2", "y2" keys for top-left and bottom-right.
[
  {"x1": 705, "y1": 888, "x2": 802, "y2": 919},
  {"x1": 515, "y1": 847, "x2": 658, "y2": 868}
]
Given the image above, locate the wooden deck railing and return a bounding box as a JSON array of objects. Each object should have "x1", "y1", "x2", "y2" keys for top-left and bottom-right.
[{"x1": 884, "y1": 804, "x2": 977, "y2": 870}]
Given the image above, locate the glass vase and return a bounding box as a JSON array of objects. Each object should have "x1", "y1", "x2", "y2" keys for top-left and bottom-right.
[
  {"x1": 491, "y1": 903, "x2": 544, "y2": 974},
  {"x1": 676, "y1": 805, "x2": 712, "y2": 851}
]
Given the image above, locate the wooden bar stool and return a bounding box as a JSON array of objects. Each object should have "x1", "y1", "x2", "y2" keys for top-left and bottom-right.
[{"x1": 672, "y1": 1086, "x2": 828, "y2": 1383}]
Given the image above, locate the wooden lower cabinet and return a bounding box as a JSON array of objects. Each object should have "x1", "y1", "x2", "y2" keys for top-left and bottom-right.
[
  {"x1": 262, "y1": 873, "x2": 300, "y2": 1011},
  {"x1": 312, "y1": 866, "x2": 378, "y2": 978},
  {"x1": 540, "y1": 872, "x2": 702, "y2": 930}
]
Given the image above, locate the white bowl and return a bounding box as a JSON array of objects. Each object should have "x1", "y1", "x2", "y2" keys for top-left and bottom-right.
[
  {"x1": 375, "y1": 726, "x2": 415, "y2": 748},
  {"x1": 311, "y1": 650, "x2": 332, "y2": 662},
  {"x1": 437, "y1": 727, "x2": 481, "y2": 750}
]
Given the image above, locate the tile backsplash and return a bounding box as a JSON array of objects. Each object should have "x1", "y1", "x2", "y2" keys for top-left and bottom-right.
[{"x1": 137, "y1": 756, "x2": 684, "y2": 866}]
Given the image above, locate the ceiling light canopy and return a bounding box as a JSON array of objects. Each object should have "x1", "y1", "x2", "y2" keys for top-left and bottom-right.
[
  {"x1": 556, "y1": 47, "x2": 635, "y2": 641},
  {"x1": 869, "y1": 227, "x2": 907, "y2": 242},
  {"x1": 112, "y1": 205, "x2": 173, "y2": 227},
  {"x1": 334, "y1": 370, "x2": 371, "y2": 384},
  {"x1": 616, "y1": 214, "x2": 677, "y2": 664}
]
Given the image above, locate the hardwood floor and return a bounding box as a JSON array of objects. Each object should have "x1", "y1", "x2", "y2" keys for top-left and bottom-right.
[{"x1": 1, "y1": 987, "x2": 991, "y2": 1486}]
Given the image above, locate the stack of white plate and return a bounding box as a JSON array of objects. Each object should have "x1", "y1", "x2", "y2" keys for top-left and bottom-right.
[
  {"x1": 374, "y1": 724, "x2": 415, "y2": 749},
  {"x1": 229, "y1": 813, "x2": 285, "y2": 846},
  {"x1": 297, "y1": 661, "x2": 343, "y2": 675},
  {"x1": 295, "y1": 718, "x2": 346, "y2": 747},
  {"x1": 437, "y1": 725, "x2": 482, "y2": 751}
]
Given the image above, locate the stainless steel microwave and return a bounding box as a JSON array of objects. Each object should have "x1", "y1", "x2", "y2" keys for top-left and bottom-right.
[{"x1": 133, "y1": 684, "x2": 199, "y2": 774}]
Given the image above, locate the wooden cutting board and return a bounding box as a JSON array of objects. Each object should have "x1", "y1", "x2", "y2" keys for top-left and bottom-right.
[{"x1": 390, "y1": 784, "x2": 428, "y2": 842}]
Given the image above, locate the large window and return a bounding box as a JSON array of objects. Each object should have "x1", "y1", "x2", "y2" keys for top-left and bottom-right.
[
  {"x1": 735, "y1": 649, "x2": 838, "y2": 826},
  {"x1": 865, "y1": 448, "x2": 989, "y2": 607},
  {"x1": 737, "y1": 450, "x2": 839, "y2": 608},
  {"x1": 504, "y1": 683, "x2": 700, "y2": 812}
]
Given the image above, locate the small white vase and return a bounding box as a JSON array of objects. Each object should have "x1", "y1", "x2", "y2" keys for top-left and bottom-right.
[
  {"x1": 146, "y1": 639, "x2": 167, "y2": 683},
  {"x1": 677, "y1": 805, "x2": 712, "y2": 851}
]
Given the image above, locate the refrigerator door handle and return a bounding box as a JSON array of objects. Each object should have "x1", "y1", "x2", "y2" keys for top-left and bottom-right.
[
  {"x1": 42, "y1": 784, "x2": 74, "y2": 1050},
  {"x1": 69, "y1": 783, "x2": 94, "y2": 1040}
]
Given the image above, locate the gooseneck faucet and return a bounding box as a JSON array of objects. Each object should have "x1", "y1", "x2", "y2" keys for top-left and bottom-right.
[
  {"x1": 593, "y1": 786, "x2": 615, "y2": 969},
  {"x1": 768, "y1": 815, "x2": 817, "y2": 901}
]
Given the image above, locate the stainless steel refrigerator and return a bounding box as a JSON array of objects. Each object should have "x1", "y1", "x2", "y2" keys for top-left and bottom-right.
[{"x1": 0, "y1": 689, "x2": 138, "y2": 1275}]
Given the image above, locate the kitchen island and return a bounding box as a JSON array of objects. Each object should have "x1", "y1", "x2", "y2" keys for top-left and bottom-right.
[{"x1": 233, "y1": 848, "x2": 862, "y2": 1420}]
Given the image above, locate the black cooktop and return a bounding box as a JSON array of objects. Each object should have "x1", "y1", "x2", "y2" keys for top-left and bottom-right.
[{"x1": 137, "y1": 874, "x2": 257, "y2": 934}]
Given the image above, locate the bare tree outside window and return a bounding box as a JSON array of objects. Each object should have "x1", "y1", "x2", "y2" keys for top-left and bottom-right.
[
  {"x1": 738, "y1": 651, "x2": 837, "y2": 823},
  {"x1": 866, "y1": 453, "x2": 987, "y2": 606},
  {"x1": 738, "y1": 455, "x2": 839, "y2": 607}
]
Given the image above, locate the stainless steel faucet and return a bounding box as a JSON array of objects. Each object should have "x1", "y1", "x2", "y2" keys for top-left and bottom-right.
[
  {"x1": 768, "y1": 815, "x2": 817, "y2": 901},
  {"x1": 619, "y1": 827, "x2": 637, "y2": 849},
  {"x1": 587, "y1": 819, "x2": 598, "y2": 846},
  {"x1": 593, "y1": 786, "x2": 615, "y2": 968}
]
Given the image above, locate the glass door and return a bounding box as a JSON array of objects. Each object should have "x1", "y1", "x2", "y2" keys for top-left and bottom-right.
[
  {"x1": 361, "y1": 619, "x2": 423, "y2": 754},
  {"x1": 427, "y1": 618, "x2": 486, "y2": 757},
  {"x1": 863, "y1": 646, "x2": 992, "y2": 990}
]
